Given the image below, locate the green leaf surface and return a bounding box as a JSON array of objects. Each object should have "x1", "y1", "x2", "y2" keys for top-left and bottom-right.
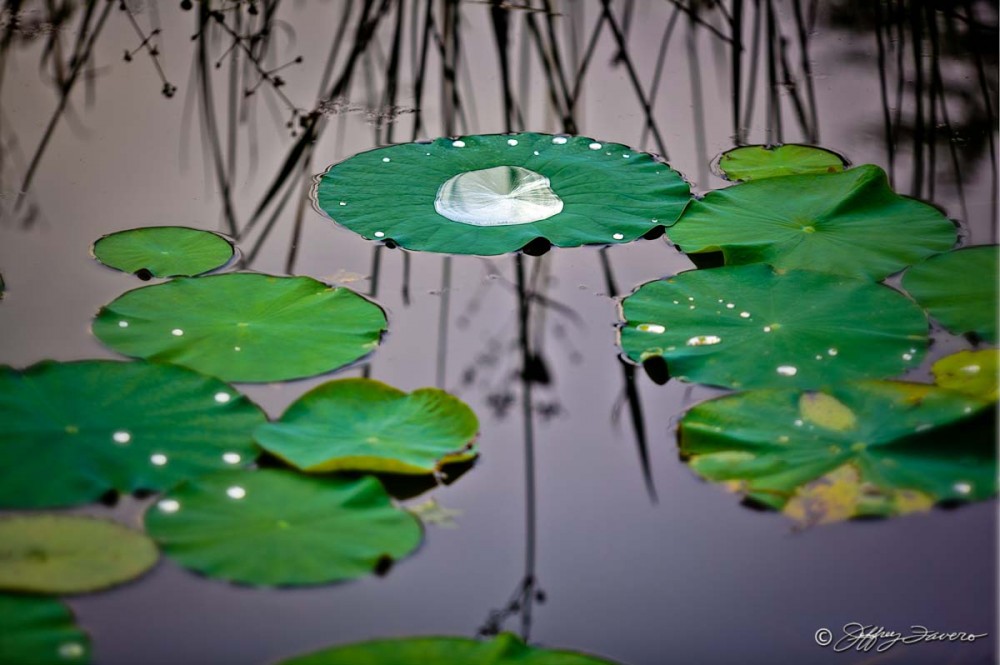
[
  {"x1": 92, "y1": 226, "x2": 234, "y2": 278},
  {"x1": 314, "y1": 133, "x2": 691, "y2": 255},
  {"x1": 932, "y1": 349, "x2": 999, "y2": 401},
  {"x1": 0, "y1": 515, "x2": 158, "y2": 593},
  {"x1": 145, "y1": 470, "x2": 423, "y2": 587},
  {"x1": 713, "y1": 144, "x2": 846, "y2": 182},
  {"x1": 276, "y1": 633, "x2": 623, "y2": 665},
  {"x1": 0, "y1": 360, "x2": 265, "y2": 509},
  {"x1": 255, "y1": 378, "x2": 479, "y2": 474},
  {"x1": 619, "y1": 264, "x2": 929, "y2": 389},
  {"x1": 0, "y1": 595, "x2": 90, "y2": 664},
  {"x1": 679, "y1": 381, "x2": 995, "y2": 526},
  {"x1": 92, "y1": 273, "x2": 387, "y2": 383},
  {"x1": 669, "y1": 165, "x2": 956, "y2": 280},
  {"x1": 901, "y1": 245, "x2": 998, "y2": 343}
]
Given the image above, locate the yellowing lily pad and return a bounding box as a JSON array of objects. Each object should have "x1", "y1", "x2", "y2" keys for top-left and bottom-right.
[
  {"x1": 0, "y1": 595, "x2": 90, "y2": 664},
  {"x1": 932, "y1": 349, "x2": 999, "y2": 401},
  {"x1": 713, "y1": 144, "x2": 846, "y2": 182},
  {"x1": 92, "y1": 226, "x2": 234, "y2": 279}
]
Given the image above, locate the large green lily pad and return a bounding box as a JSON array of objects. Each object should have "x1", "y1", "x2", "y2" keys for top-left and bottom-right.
[
  {"x1": 92, "y1": 273, "x2": 387, "y2": 383},
  {"x1": 277, "y1": 633, "x2": 622, "y2": 665},
  {"x1": 0, "y1": 515, "x2": 158, "y2": 593},
  {"x1": 679, "y1": 381, "x2": 995, "y2": 526},
  {"x1": 145, "y1": 470, "x2": 422, "y2": 587},
  {"x1": 901, "y1": 245, "x2": 998, "y2": 343},
  {"x1": 619, "y1": 264, "x2": 929, "y2": 390},
  {"x1": 932, "y1": 349, "x2": 998, "y2": 401},
  {"x1": 92, "y1": 226, "x2": 234, "y2": 279},
  {"x1": 255, "y1": 378, "x2": 479, "y2": 474},
  {"x1": 0, "y1": 595, "x2": 90, "y2": 664},
  {"x1": 0, "y1": 360, "x2": 265, "y2": 509},
  {"x1": 713, "y1": 144, "x2": 846, "y2": 182},
  {"x1": 314, "y1": 132, "x2": 691, "y2": 255},
  {"x1": 669, "y1": 165, "x2": 956, "y2": 280}
]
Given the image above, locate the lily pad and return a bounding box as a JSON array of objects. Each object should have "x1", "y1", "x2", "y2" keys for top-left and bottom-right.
[
  {"x1": 92, "y1": 226, "x2": 234, "y2": 279},
  {"x1": 669, "y1": 165, "x2": 956, "y2": 280},
  {"x1": 314, "y1": 132, "x2": 691, "y2": 255},
  {"x1": 679, "y1": 381, "x2": 995, "y2": 526},
  {"x1": 277, "y1": 633, "x2": 622, "y2": 665},
  {"x1": 713, "y1": 144, "x2": 846, "y2": 182},
  {"x1": 0, "y1": 360, "x2": 265, "y2": 509},
  {"x1": 901, "y1": 245, "x2": 998, "y2": 343},
  {"x1": 932, "y1": 350, "x2": 999, "y2": 401},
  {"x1": 0, "y1": 595, "x2": 90, "y2": 664},
  {"x1": 92, "y1": 273, "x2": 387, "y2": 383},
  {"x1": 0, "y1": 515, "x2": 158, "y2": 593},
  {"x1": 145, "y1": 469, "x2": 422, "y2": 587},
  {"x1": 619, "y1": 264, "x2": 929, "y2": 389},
  {"x1": 255, "y1": 378, "x2": 479, "y2": 474}
]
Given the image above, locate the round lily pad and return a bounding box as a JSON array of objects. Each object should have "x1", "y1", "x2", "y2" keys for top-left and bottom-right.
[
  {"x1": 619, "y1": 264, "x2": 929, "y2": 390},
  {"x1": 314, "y1": 132, "x2": 691, "y2": 255},
  {"x1": 669, "y1": 165, "x2": 957, "y2": 280},
  {"x1": 0, "y1": 595, "x2": 90, "y2": 664},
  {"x1": 255, "y1": 378, "x2": 479, "y2": 474},
  {"x1": 145, "y1": 469, "x2": 423, "y2": 587},
  {"x1": 92, "y1": 273, "x2": 387, "y2": 383},
  {"x1": 932, "y1": 349, "x2": 998, "y2": 402},
  {"x1": 679, "y1": 381, "x2": 996, "y2": 526},
  {"x1": 0, "y1": 515, "x2": 158, "y2": 594},
  {"x1": 712, "y1": 144, "x2": 846, "y2": 182},
  {"x1": 277, "y1": 633, "x2": 621, "y2": 665},
  {"x1": 901, "y1": 245, "x2": 998, "y2": 343},
  {"x1": 0, "y1": 360, "x2": 265, "y2": 509},
  {"x1": 92, "y1": 226, "x2": 234, "y2": 279}
]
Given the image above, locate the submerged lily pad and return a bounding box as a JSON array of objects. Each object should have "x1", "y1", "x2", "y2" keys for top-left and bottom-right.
[
  {"x1": 932, "y1": 350, "x2": 999, "y2": 401},
  {"x1": 679, "y1": 381, "x2": 995, "y2": 526},
  {"x1": 255, "y1": 378, "x2": 479, "y2": 474},
  {"x1": 0, "y1": 595, "x2": 90, "y2": 664},
  {"x1": 0, "y1": 360, "x2": 265, "y2": 509},
  {"x1": 314, "y1": 133, "x2": 691, "y2": 255},
  {"x1": 145, "y1": 470, "x2": 422, "y2": 587},
  {"x1": 277, "y1": 633, "x2": 622, "y2": 665},
  {"x1": 713, "y1": 144, "x2": 846, "y2": 182},
  {"x1": 669, "y1": 165, "x2": 956, "y2": 280},
  {"x1": 92, "y1": 226, "x2": 234, "y2": 279},
  {"x1": 0, "y1": 515, "x2": 158, "y2": 593},
  {"x1": 619, "y1": 264, "x2": 928, "y2": 389},
  {"x1": 901, "y1": 245, "x2": 998, "y2": 343},
  {"x1": 92, "y1": 273, "x2": 387, "y2": 383}
]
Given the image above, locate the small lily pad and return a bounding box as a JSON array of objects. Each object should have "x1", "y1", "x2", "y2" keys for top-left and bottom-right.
[
  {"x1": 145, "y1": 470, "x2": 422, "y2": 587},
  {"x1": 669, "y1": 165, "x2": 956, "y2": 280},
  {"x1": 932, "y1": 350, "x2": 999, "y2": 401},
  {"x1": 92, "y1": 226, "x2": 234, "y2": 279},
  {"x1": 277, "y1": 632, "x2": 622, "y2": 665},
  {"x1": 619, "y1": 264, "x2": 929, "y2": 389},
  {"x1": 314, "y1": 133, "x2": 691, "y2": 255},
  {"x1": 679, "y1": 381, "x2": 995, "y2": 526},
  {"x1": 901, "y1": 245, "x2": 998, "y2": 343},
  {"x1": 92, "y1": 273, "x2": 387, "y2": 383},
  {"x1": 255, "y1": 378, "x2": 479, "y2": 474},
  {"x1": 0, "y1": 595, "x2": 90, "y2": 664},
  {"x1": 0, "y1": 360, "x2": 265, "y2": 509},
  {"x1": 713, "y1": 144, "x2": 846, "y2": 182},
  {"x1": 0, "y1": 515, "x2": 158, "y2": 594}
]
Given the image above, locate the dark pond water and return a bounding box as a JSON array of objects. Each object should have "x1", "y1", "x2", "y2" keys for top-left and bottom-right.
[{"x1": 0, "y1": 2, "x2": 997, "y2": 664}]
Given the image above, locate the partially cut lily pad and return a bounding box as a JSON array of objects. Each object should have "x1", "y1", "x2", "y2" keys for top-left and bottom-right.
[
  {"x1": 277, "y1": 632, "x2": 622, "y2": 665},
  {"x1": 619, "y1": 264, "x2": 929, "y2": 389},
  {"x1": 669, "y1": 165, "x2": 956, "y2": 280},
  {"x1": 679, "y1": 381, "x2": 995, "y2": 526},
  {"x1": 255, "y1": 378, "x2": 478, "y2": 474},
  {"x1": 0, "y1": 595, "x2": 90, "y2": 664},
  {"x1": 901, "y1": 245, "x2": 998, "y2": 343},
  {"x1": 145, "y1": 470, "x2": 422, "y2": 587},
  {"x1": 932, "y1": 349, "x2": 999, "y2": 401},
  {"x1": 0, "y1": 360, "x2": 265, "y2": 509},
  {"x1": 92, "y1": 226, "x2": 234, "y2": 279},
  {"x1": 92, "y1": 273, "x2": 387, "y2": 383},
  {"x1": 713, "y1": 144, "x2": 846, "y2": 182},
  {"x1": 0, "y1": 515, "x2": 158, "y2": 593},
  {"x1": 314, "y1": 133, "x2": 691, "y2": 255}
]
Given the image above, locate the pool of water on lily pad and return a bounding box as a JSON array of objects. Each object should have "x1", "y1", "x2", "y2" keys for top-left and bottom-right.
[{"x1": 0, "y1": 3, "x2": 996, "y2": 665}]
